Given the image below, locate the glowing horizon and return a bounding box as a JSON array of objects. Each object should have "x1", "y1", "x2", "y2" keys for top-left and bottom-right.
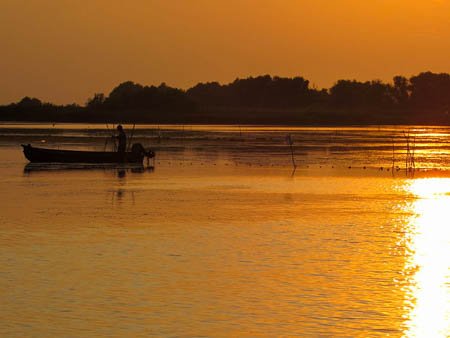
[{"x1": 0, "y1": 0, "x2": 449, "y2": 104}]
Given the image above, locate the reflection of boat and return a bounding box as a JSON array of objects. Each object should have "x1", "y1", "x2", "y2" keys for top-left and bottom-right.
[
  {"x1": 23, "y1": 162, "x2": 154, "y2": 173},
  {"x1": 22, "y1": 143, "x2": 154, "y2": 164}
]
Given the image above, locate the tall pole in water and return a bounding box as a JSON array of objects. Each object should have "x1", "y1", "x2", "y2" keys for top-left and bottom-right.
[
  {"x1": 286, "y1": 134, "x2": 296, "y2": 169},
  {"x1": 391, "y1": 137, "x2": 395, "y2": 173}
]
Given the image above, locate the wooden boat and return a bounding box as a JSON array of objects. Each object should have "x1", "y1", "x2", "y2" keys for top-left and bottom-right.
[{"x1": 22, "y1": 143, "x2": 154, "y2": 164}]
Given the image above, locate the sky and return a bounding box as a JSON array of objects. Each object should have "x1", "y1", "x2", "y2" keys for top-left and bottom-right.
[{"x1": 0, "y1": 0, "x2": 449, "y2": 104}]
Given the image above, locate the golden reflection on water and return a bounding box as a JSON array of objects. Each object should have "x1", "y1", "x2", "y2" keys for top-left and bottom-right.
[{"x1": 403, "y1": 178, "x2": 450, "y2": 337}]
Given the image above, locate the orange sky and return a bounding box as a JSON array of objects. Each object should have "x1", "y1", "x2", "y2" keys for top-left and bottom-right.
[{"x1": 0, "y1": 0, "x2": 449, "y2": 104}]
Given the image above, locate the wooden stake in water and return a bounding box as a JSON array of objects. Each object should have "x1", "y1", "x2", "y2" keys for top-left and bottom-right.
[
  {"x1": 391, "y1": 137, "x2": 395, "y2": 171},
  {"x1": 403, "y1": 130, "x2": 416, "y2": 175},
  {"x1": 286, "y1": 134, "x2": 297, "y2": 169}
]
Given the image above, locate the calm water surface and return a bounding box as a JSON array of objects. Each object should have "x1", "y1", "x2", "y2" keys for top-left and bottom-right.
[{"x1": 1, "y1": 124, "x2": 450, "y2": 337}]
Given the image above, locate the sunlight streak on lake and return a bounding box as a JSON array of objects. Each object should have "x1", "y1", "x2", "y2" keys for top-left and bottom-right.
[{"x1": 403, "y1": 178, "x2": 450, "y2": 337}]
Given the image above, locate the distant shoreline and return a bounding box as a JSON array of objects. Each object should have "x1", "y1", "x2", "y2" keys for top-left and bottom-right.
[{"x1": 1, "y1": 71, "x2": 449, "y2": 126}]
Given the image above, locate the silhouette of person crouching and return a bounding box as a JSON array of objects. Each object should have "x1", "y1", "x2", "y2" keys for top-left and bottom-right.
[{"x1": 116, "y1": 125, "x2": 127, "y2": 154}]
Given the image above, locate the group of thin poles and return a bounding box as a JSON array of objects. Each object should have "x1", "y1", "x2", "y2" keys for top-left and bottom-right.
[
  {"x1": 126, "y1": 124, "x2": 136, "y2": 152},
  {"x1": 403, "y1": 131, "x2": 416, "y2": 173},
  {"x1": 285, "y1": 130, "x2": 418, "y2": 175},
  {"x1": 104, "y1": 123, "x2": 116, "y2": 151},
  {"x1": 391, "y1": 131, "x2": 417, "y2": 176}
]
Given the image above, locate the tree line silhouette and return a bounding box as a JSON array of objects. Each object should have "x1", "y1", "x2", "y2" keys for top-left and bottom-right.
[{"x1": 1, "y1": 71, "x2": 449, "y2": 124}]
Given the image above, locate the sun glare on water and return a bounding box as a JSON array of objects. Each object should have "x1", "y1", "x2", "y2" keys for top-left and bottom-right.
[{"x1": 403, "y1": 178, "x2": 450, "y2": 337}]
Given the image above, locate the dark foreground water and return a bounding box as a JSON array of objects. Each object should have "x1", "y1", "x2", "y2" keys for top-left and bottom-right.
[{"x1": 1, "y1": 124, "x2": 450, "y2": 337}]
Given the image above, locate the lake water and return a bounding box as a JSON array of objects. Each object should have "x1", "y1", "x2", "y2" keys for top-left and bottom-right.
[{"x1": 1, "y1": 124, "x2": 450, "y2": 337}]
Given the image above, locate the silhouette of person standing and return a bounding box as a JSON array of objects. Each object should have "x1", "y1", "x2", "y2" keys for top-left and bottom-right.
[{"x1": 116, "y1": 125, "x2": 127, "y2": 154}]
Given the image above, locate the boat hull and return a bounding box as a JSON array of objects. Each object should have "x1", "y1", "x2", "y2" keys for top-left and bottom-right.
[{"x1": 22, "y1": 144, "x2": 145, "y2": 164}]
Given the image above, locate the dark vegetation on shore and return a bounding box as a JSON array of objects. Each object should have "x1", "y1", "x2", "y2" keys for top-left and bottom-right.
[{"x1": 1, "y1": 72, "x2": 449, "y2": 125}]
